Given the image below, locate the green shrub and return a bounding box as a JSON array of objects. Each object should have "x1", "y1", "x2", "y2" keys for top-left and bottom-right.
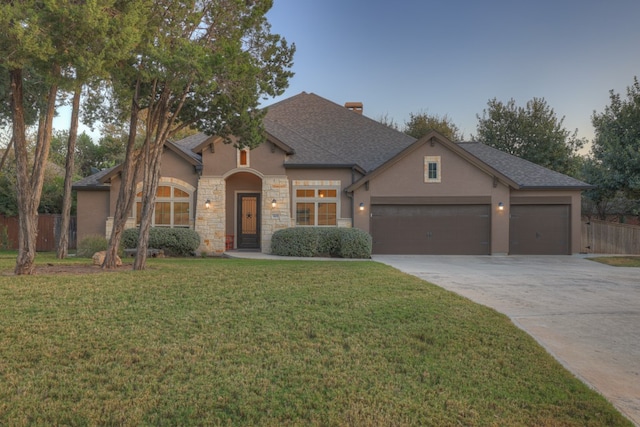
[
  {"x1": 316, "y1": 227, "x2": 342, "y2": 256},
  {"x1": 271, "y1": 227, "x2": 371, "y2": 259},
  {"x1": 339, "y1": 228, "x2": 372, "y2": 259},
  {"x1": 76, "y1": 234, "x2": 109, "y2": 258},
  {"x1": 270, "y1": 227, "x2": 317, "y2": 257},
  {"x1": 121, "y1": 227, "x2": 201, "y2": 256}
]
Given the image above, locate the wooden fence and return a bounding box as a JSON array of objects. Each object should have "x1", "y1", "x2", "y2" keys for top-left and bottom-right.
[
  {"x1": 0, "y1": 214, "x2": 77, "y2": 252},
  {"x1": 582, "y1": 219, "x2": 640, "y2": 254}
]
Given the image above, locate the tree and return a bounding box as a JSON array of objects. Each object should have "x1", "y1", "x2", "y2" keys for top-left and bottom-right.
[
  {"x1": 1, "y1": 0, "x2": 146, "y2": 273},
  {"x1": 590, "y1": 77, "x2": 640, "y2": 199},
  {"x1": 474, "y1": 98, "x2": 585, "y2": 176},
  {"x1": 102, "y1": 0, "x2": 295, "y2": 270},
  {"x1": 377, "y1": 113, "x2": 399, "y2": 130},
  {"x1": 404, "y1": 112, "x2": 463, "y2": 141}
]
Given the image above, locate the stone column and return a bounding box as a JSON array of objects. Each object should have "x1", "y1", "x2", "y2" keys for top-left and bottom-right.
[
  {"x1": 262, "y1": 176, "x2": 292, "y2": 253},
  {"x1": 195, "y1": 177, "x2": 225, "y2": 255}
]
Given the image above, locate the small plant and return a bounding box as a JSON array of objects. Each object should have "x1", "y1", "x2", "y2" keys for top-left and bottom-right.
[{"x1": 76, "y1": 234, "x2": 109, "y2": 258}]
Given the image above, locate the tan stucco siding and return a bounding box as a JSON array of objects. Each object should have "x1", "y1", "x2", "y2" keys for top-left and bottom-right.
[
  {"x1": 76, "y1": 190, "x2": 109, "y2": 243},
  {"x1": 353, "y1": 140, "x2": 512, "y2": 254},
  {"x1": 201, "y1": 139, "x2": 286, "y2": 176}
]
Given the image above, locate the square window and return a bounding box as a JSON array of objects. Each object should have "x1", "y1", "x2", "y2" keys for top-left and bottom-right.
[
  {"x1": 318, "y1": 203, "x2": 337, "y2": 225},
  {"x1": 296, "y1": 203, "x2": 315, "y2": 225}
]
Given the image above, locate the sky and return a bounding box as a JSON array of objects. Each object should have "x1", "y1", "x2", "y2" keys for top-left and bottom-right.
[
  {"x1": 261, "y1": 0, "x2": 640, "y2": 146},
  {"x1": 53, "y1": 0, "x2": 640, "y2": 151}
]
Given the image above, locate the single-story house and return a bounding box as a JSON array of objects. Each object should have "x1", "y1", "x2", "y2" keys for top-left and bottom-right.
[{"x1": 73, "y1": 92, "x2": 592, "y2": 255}]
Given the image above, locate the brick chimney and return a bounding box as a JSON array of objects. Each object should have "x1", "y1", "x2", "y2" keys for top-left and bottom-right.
[{"x1": 344, "y1": 102, "x2": 363, "y2": 114}]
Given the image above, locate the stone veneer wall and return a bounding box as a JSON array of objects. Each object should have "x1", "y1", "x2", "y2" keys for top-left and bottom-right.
[
  {"x1": 195, "y1": 177, "x2": 226, "y2": 255},
  {"x1": 105, "y1": 217, "x2": 136, "y2": 239},
  {"x1": 261, "y1": 176, "x2": 292, "y2": 253}
]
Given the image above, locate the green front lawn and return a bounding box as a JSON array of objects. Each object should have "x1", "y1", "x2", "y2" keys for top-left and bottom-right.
[
  {"x1": 589, "y1": 256, "x2": 640, "y2": 267},
  {"x1": 0, "y1": 253, "x2": 631, "y2": 426}
]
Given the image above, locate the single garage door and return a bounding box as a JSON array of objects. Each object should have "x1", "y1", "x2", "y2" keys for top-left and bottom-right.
[
  {"x1": 371, "y1": 204, "x2": 491, "y2": 254},
  {"x1": 509, "y1": 205, "x2": 570, "y2": 254}
]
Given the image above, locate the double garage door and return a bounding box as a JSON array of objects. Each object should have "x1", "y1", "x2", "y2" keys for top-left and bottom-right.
[
  {"x1": 371, "y1": 204, "x2": 491, "y2": 255},
  {"x1": 371, "y1": 203, "x2": 570, "y2": 255}
]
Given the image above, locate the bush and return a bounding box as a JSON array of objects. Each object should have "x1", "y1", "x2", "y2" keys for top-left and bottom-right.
[
  {"x1": 338, "y1": 228, "x2": 372, "y2": 259},
  {"x1": 121, "y1": 227, "x2": 201, "y2": 256},
  {"x1": 76, "y1": 234, "x2": 109, "y2": 258},
  {"x1": 270, "y1": 227, "x2": 318, "y2": 257},
  {"x1": 271, "y1": 227, "x2": 371, "y2": 259}
]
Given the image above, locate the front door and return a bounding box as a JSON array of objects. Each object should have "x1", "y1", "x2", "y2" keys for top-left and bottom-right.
[{"x1": 237, "y1": 193, "x2": 260, "y2": 249}]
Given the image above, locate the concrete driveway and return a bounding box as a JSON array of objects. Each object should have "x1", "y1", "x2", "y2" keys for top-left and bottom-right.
[{"x1": 373, "y1": 255, "x2": 640, "y2": 426}]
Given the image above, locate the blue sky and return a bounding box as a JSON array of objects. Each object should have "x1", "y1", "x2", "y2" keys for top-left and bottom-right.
[
  {"x1": 54, "y1": 1, "x2": 640, "y2": 150},
  {"x1": 263, "y1": 0, "x2": 640, "y2": 145}
]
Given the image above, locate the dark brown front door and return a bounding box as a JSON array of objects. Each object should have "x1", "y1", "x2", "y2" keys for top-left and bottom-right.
[{"x1": 237, "y1": 193, "x2": 260, "y2": 249}]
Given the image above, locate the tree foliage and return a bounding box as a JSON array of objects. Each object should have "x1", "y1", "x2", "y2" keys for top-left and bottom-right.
[
  {"x1": 474, "y1": 98, "x2": 585, "y2": 176},
  {"x1": 590, "y1": 77, "x2": 640, "y2": 199},
  {"x1": 99, "y1": 0, "x2": 295, "y2": 270},
  {"x1": 404, "y1": 112, "x2": 463, "y2": 141}
]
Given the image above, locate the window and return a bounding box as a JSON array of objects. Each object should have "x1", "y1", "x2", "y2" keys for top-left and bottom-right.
[
  {"x1": 424, "y1": 156, "x2": 441, "y2": 183},
  {"x1": 238, "y1": 148, "x2": 250, "y2": 167},
  {"x1": 294, "y1": 186, "x2": 339, "y2": 226},
  {"x1": 135, "y1": 184, "x2": 192, "y2": 228}
]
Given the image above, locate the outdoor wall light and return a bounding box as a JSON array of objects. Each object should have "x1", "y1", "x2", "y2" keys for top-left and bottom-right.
[
  {"x1": 498, "y1": 202, "x2": 504, "y2": 211},
  {"x1": 205, "y1": 199, "x2": 211, "y2": 209},
  {"x1": 359, "y1": 202, "x2": 365, "y2": 211},
  {"x1": 271, "y1": 199, "x2": 277, "y2": 208}
]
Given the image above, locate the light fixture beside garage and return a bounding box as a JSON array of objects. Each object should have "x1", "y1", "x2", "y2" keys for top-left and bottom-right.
[
  {"x1": 205, "y1": 199, "x2": 211, "y2": 209},
  {"x1": 359, "y1": 202, "x2": 365, "y2": 211},
  {"x1": 498, "y1": 202, "x2": 504, "y2": 211},
  {"x1": 271, "y1": 199, "x2": 277, "y2": 208}
]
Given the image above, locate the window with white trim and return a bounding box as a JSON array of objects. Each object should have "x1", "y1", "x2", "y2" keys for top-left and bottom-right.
[
  {"x1": 424, "y1": 156, "x2": 441, "y2": 183},
  {"x1": 135, "y1": 184, "x2": 192, "y2": 228},
  {"x1": 237, "y1": 148, "x2": 250, "y2": 167},
  {"x1": 293, "y1": 186, "x2": 340, "y2": 226}
]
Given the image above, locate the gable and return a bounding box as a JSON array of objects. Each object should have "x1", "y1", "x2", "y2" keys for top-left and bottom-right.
[{"x1": 360, "y1": 135, "x2": 500, "y2": 197}]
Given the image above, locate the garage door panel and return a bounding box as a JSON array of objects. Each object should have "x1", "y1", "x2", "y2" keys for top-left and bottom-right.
[
  {"x1": 510, "y1": 205, "x2": 570, "y2": 255},
  {"x1": 372, "y1": 205, "x2": 490, "y2": 255}
]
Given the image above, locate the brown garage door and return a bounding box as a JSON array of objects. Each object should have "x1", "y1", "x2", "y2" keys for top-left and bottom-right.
[
  {"x1": 371, "y1": 205, "x2": 491, "y2": 254},
  {"x1": 509, "y1": 205, "x2": 570, "y2": 254}
]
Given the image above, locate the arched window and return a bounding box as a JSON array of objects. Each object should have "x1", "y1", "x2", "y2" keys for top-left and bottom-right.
[{"x1": 135, "y1": 184, "x2": 192, "y2": 228}]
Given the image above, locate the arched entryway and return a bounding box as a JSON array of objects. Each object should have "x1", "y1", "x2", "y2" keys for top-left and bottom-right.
[{"x1": 225, "y1": 171, "x2": 262, "y2": 249}]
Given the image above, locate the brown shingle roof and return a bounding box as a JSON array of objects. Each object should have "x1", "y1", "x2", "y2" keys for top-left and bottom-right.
[
  {"x1": 264, "y1": 92, "x2": 416, "y2": 171},
  {"x1": 457, "y1": 142, "x2": 592, "y2": 189}
]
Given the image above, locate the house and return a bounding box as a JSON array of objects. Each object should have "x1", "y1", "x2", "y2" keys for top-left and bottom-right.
[{"x1": 73, "y1": 92, "x2": 592, "y2": 255}]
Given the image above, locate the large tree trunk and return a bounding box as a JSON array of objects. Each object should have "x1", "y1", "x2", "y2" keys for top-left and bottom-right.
[
  {"x1": 103, "y1": 79, "x2": 141, "y2": 269},
  {"x1": 12, "y1": 67, "x2": 58, "y2": 274},
  {"x1": 132, "y1": 134, "x2": 164, "y2": 270},
  {"x1": 56, "y1": 86, "x2": 81, "y2": 259},
  {"x1": 11, "y1": 69, "x2": 36, "y2": 275}
]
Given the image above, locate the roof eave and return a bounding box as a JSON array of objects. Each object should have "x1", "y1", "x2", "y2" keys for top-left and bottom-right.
[
  {"x1": 517, "y1": 184, "x2": 595, "y2": 191},
  {"x1": 192, "y1": 135, "x2": 224, "y2": 153},
  {"x1": 285, "y1": 163, "x2": 365, "y2": 174}
]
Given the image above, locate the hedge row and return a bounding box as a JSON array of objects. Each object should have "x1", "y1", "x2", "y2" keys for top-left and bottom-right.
[
  {"x1": 271, "y1": 227, "x2": 371, "y2": 259},
  {"x1": 121, "y1": 227, "x2": 200, "y2": 256}
]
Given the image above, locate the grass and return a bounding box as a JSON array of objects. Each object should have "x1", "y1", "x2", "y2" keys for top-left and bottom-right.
[
  {"x1": 0, "y1": 252, "x2": 632, "y2": 426},
  {"x1": 589, "y1": 256, "x2": 640, "y2": 267}
]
